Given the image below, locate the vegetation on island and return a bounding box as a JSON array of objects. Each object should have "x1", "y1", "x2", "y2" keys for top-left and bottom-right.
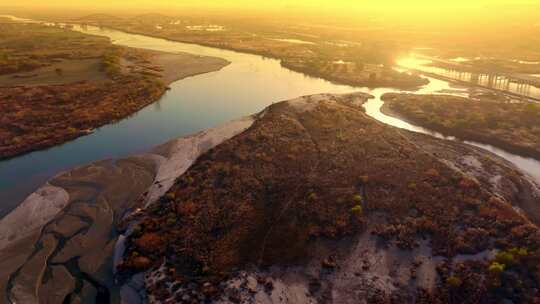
[
  {"x1": 72, "y1": 14, "x2": 429, "y2": 89},
  {"x1": 382, "y1": 93, "x2": 540, "y2": 160},
  {"x1": 0, "y1": 22, "x2": 168, "y2": 159},
  {"x1": 0, "y1": 21, "x2": 105, "y2": 74},
  {"x1": 116, "y1": 97, "x2": 540, "y2": 303}
]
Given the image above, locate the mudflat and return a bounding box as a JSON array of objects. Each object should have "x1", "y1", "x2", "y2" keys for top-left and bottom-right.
[
  {"x1": 147, "y1": 51, "x2": 229, "y2": 84},
  {"x1": 0, "y1": 115, "x2": 254, "y2": 303}
]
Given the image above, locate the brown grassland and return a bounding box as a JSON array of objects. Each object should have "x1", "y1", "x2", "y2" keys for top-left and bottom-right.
[
  {"x1": 0, "y1": 20, "x2": 228, "y2": 159},
  {"x1": 117, "y1": 97, "x2": 540, "y2": 303}
]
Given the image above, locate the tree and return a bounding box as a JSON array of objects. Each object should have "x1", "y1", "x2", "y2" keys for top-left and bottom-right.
[
  {"x1": 488, "y1": 262, "x2": 505, "y2": 274},
  {"x1": 55, "y1": 68, "x2": 63, "y2": 77},
  {"x1": 446, "y1": 276, "x2": 462, "y2": 287}
]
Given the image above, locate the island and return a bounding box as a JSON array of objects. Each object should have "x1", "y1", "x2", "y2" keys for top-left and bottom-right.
[
  {"x1": 0, "y1": 19, "x2": 229, "y2": 159},
  {"x1": 381, "y1": 93, "x2": 540, "y2": 160},
  {"x1": 2, "y1": 93, "x2": 538, "y2": 303}
]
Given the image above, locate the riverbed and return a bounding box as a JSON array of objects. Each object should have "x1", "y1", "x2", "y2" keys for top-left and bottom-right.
[{"x1": 0, "y1": 19, "x2": 539, "y2": 219}]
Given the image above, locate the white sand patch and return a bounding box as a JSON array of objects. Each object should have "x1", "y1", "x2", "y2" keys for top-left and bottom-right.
[
  {"x1": 489, "y1": 175, "x2": 502, "y2": 188},
  {"x1": 287, "y1": 93, "x2": 374, "y2": 113},
  {"x1": 0, "y1": 185, "x2": 69, "y2": 250},
  {"x1": 287, "y1": 95, "x2": 322, "y2": 112},
  {"x1": 269, "y1": 38, "x2": 315, "y2": 45},
  {"x1": 144, "y1": 115, "x2": 255, "y2": 206},
  {"x1": 461, "y1": 155, "x2": 483, "y2": 170},
  {"x1": 115, "y1": 116, "x2": 255, "y2": 303}
]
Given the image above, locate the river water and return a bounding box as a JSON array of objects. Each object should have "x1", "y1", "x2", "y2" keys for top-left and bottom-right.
[{"x1": 0, "y1": 21, "x2": 539, "y2": 218}]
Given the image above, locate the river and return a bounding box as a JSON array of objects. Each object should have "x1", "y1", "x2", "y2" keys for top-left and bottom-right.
[{"x1": 0, "y1": 20, "x2": 539, "y2": 218}]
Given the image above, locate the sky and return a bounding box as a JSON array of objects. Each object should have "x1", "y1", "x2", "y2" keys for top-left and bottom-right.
[
  {"x1": 2, "y1": 0, "x2": 539, "y2": 28},
  {"x1": 4, "y1": 0, "x2": 538, "y2": 11}
]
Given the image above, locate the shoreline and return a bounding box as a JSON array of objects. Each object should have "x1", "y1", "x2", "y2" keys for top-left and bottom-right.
[
  {"x1": 141, "y1": 49, "x2": 230, "y2": 85},
  {"x1": 0, "y1": 114, "x2": 255, "y2": 304},
  {"x1": 76, "y1": 23, "x2": 540, "y2": 99},
  {"x1": 74, "y1": 24, "x2": 429, "y2": 90}
]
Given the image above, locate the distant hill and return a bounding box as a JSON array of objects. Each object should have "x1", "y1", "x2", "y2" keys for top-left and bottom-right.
[
  {"x1": 75, "y1": 13, "x2": 179, "y2": 26},
  {"x1": 75, "y1": 13, "x2": 123, "y2": 23},
  {"x1": 132, "y1": 13, "x2": 176, "y2": 24}
]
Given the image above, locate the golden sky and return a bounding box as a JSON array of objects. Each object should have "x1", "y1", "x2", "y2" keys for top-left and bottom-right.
[
  {"x1": 3, "y1": 0, "x2": 539, "y2": 27},
  {"x1": 6, "y1": 0, "x2": 539, "y2": 11}
]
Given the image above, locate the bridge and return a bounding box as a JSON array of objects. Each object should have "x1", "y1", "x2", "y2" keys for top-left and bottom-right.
[{"x1": 407, "y1": 54, "x2": 540, "y2": 102}]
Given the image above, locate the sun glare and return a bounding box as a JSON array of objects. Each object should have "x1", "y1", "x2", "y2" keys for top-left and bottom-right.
[{"x1": 396, "y1": 56, "x2": 433, "y2": 70}]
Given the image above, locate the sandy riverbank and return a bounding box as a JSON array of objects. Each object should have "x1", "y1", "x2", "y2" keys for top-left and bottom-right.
[
  {"x1": 145, "y1": 50, "x2": 230, "y2": 85},
  {"x1": 0, "y1": 47, "x2": 230, "y2": 160},
  {"x1": 0, "y1": 50, "x2": 229, "y2": 88},
  {"x1": 0, "y1": 115, "x2": 253, "y2": 303}
]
